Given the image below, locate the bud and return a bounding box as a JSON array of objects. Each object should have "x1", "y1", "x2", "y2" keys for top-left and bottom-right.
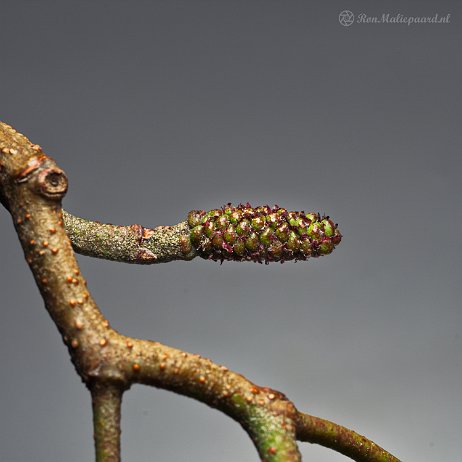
[
  {"x1": 187, "y1": 210, "x2": 206, "y2": 228},
  {"x1": 187, "y1": 204, "x2": 341, "y2": 263}
]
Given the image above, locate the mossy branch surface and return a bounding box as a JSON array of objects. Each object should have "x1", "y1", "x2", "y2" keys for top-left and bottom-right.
[
  {"x1": 0, "y1": 121, "x2": 400, "y2": 462},
  {"x1": 62, "y1": 211, "x2": 196, "y2": 264}
]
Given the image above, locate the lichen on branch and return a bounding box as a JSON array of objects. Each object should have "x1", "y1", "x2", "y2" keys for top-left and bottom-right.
[{"x1": 62, "y1": 210, "x2": 196, "y2": 264}]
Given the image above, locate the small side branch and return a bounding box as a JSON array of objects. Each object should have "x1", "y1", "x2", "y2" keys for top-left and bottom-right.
[
  {"x1": 296, "y1": 413, "x2": 400, "y2": 462},
  {"x1": 91, "y1": 382, "x2": 123, "y2": 462},
  {"x1": 62, "y1": 205, "x2": 342, "y2": 266},
  {"x1": 62, "y1": 210, "x2": 196, "y2": 264}
]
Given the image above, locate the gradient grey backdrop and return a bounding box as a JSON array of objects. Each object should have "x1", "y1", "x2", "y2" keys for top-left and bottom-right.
[{"x1": 0, "y1": 1, "x2": 461, "y2": 461}]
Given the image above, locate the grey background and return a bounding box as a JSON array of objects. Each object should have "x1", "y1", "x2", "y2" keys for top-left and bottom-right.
[{"x1": 0, "y1": 1, "x2": 460, "y2": 461}]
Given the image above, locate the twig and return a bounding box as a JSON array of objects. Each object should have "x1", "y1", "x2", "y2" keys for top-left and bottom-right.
[
  {"x1": 91, "y1": 382, "x2": 123, "y2": 462},
  {"x1": 62, "y1": 210, "x2": 196, "y2": 264},
  {"x1": 62, "y1": 204, "x2": 342, "y2": 265},
  {"x1": 297, "y1": 413, "x2": 400, "y2": 462}
]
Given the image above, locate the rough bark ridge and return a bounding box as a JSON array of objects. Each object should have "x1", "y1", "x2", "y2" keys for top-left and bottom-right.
[{"x1": 0, "y1": 121, "x2": 400, "y2": 462}]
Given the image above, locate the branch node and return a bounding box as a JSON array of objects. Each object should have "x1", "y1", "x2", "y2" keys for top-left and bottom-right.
[{"x1": 36, "y1": 167, "x2": 68, "y2": 199}]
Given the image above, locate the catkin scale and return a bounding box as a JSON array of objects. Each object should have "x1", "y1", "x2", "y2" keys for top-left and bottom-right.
[{"x1": 187, "y1": 204, "x2": 342, "y2": 263}]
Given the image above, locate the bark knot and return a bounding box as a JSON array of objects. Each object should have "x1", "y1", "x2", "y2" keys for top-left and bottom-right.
[{"x1": 36, "y1": 167, "x2": 68, "y2": 200}]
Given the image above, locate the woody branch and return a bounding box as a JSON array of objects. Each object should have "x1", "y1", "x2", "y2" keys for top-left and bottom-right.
[{"x1": 0, "y1": 121, "x2": 399, "y2": 462}]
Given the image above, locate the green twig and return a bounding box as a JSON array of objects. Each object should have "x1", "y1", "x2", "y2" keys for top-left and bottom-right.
[
  {"x1": 297, "y1": 413, "x2": 400, "y2": 462},
  {"x1": 91, "y1": 382, "x2": 123, "y2": 462}
]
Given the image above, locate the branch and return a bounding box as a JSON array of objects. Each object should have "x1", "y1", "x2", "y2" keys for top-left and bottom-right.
[
  {"x1": 0, "y1": 121, "x2": 400, "y2": 462},
  {"x1": 0, "y1": 120, "x2": 301, "y2": 461},
  {"x1": 118, "y1": 335, "x2": 302, "y2": 461},
  {"x1": 296, "y1": 413, "x2": 400, "y2": 462},
  {"x1": 62, "y1": 210, "x2": 196, "y2": 264},
  {"x1": 91, "y1": 382, "x2": 123, "y2": 462},
  {"x1": 62, "y1": 205, "x2": 342, "y2": 265}
]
